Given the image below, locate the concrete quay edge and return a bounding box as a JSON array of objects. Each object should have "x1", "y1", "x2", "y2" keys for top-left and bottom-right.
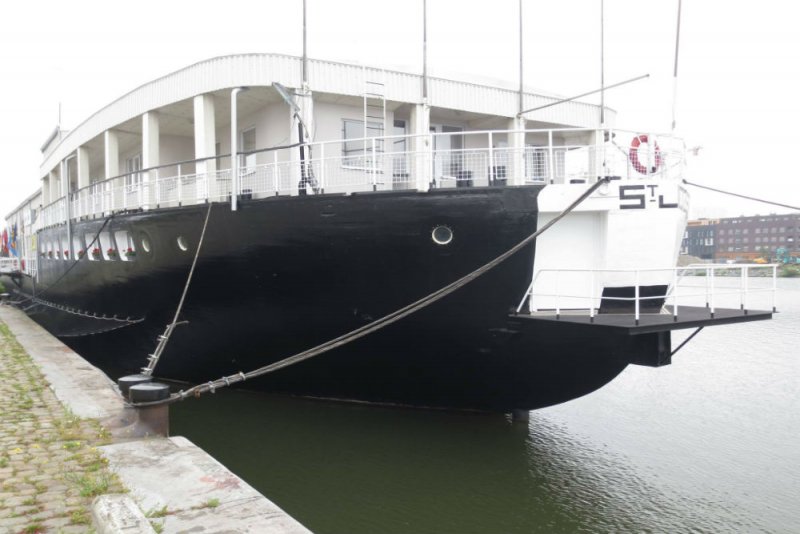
[{"x1": 0, "y1": 305, "x2": 312, "y2": 534}]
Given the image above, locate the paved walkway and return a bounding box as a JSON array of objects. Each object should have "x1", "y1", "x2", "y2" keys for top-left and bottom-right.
[{"x1": 0, "y1": 321, "x2": 125, "y2": 534}]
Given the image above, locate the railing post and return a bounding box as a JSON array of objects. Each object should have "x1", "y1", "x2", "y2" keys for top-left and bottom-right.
[
  {"x1": 155, "y1": 168, "x2": 160, "y2": 208},
  {"x1": 274, "y1": 151, "x2": 280, "y2": 195},
  {"x1": 743, "y1": 265, "x2": 749, "y2": 315},
  {"x1": 634, "y1": 270, "x2": 640, "y2": 325},
  {"x1": 589, "y1": 270, "x2": 595, "y2": 322},
  {"x1": 673, "y1": 268, "x2": 678, "y2": 321},
  {"x1": 710, "y1": 267, "x2": 716, "y2": 318},
  {"x1": 177, "y1": 164, "x2": 183, "y2": 206},
  {"x1": 705, "y1": 266, "x2": 710, "y2": 308},
  {"x1": 739, "y1": 266, "x2": 745, "y2": 311},
  {"x1": 555, "y1": 271, "x2": 560, "y2": 320},
  {"x1": 371, "y1": 138, "x2": 378, "y2": 190},
  {"x1": 772, "y1": 264, "x2": 777, "y2": 312},
  {"x1": 488, "y1": 132, "x2": 494, "y2": 185},
  {"x1": 319, "y1": 143, "x2": 326, "y2": 192},
  {"x1": 548, "y1": 130, "x2": 555, "y2": 184}
]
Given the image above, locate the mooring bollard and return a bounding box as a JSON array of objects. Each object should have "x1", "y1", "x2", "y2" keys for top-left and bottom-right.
[
  {"x1": 117, "y1": 374, "x2": 153, "y2": 397},
  {"x1": 128, "y1": 382, "x2": 171, "y2": 437}
]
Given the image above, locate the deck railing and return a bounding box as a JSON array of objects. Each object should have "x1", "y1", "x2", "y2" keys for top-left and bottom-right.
[
  {"x1": 516, "y1": 264, "x2": 779, "y2": 324},
  {"x1": 37, "y1": 127, "x2": 685, "y2": 229},
  {"x1": 0, "y1": 258, "x2": 20, "y2": 274}
]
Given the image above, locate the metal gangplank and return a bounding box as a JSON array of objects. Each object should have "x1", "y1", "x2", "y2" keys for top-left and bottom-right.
[{"x1": 513, "y1": 263, "x2": 776, "y2": 336}]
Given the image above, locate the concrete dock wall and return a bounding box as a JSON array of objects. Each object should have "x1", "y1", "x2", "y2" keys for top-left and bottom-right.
[{"x1": 0, "y1": 306, "x2": 312, "y2": 533}]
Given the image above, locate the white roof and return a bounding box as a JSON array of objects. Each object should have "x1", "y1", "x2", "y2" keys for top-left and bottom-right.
[{"x1": 40, "y1": 53, "x2": 611, "y2": 177}]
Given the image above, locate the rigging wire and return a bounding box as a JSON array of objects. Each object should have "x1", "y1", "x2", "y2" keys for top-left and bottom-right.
[
  {"x1": 682, "y1": 179, "x2": 799, "y2": 211},
  {"x1": 130, "y1": 177, "x2": 611, "y2": 407},
  {"x1": 142, "y1": 201, "x2": 214, "y2": 376}
]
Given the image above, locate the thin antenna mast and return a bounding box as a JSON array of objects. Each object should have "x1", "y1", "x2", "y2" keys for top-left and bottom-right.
[
  {"x1": 600, "y1": 0, "x2": 605, "y2": 125},
  {"x1": 422, "y1": 0, "x2": 428, "y2": 100},
  {"x1": 671, "y1": 0, "x2": 683, "y2": 132},
  {"x1": 518, "y1": 0, "x2": 523, "y2": 115},
  {"x1": 302, "y1": 0, "x2": 308, "y2": 87}
]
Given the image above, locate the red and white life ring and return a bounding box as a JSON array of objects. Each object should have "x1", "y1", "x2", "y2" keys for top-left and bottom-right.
[{"x1": 629, "y1": 134, "x2": 663, "y2": 175}]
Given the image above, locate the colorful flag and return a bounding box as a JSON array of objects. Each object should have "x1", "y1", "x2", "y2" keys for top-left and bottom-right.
[{"x1": 9, "y1": 224, "x2": 17, "y2": 257}]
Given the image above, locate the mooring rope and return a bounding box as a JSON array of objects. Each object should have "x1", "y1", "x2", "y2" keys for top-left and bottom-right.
[
  {"x1": 24, "y1": 297, "x2": 144, "y2": 324},
  {"x1": 683, "y1": 179, "x2": 799, "y2": 211},
  {"x1": 130, "y1": 178, "x2": 610, "y2": 407},
  {"x1": 141, "y1": 201, "x2": 214, "y2": 376}
]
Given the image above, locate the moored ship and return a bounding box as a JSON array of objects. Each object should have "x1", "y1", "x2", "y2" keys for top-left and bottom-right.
[{"x1": 2, "y1": 54, "x2": 775, "y2": 412}]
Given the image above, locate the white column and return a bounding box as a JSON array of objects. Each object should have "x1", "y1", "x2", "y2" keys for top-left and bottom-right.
[
  {"x1": 508, "y1": 116, "x2": 526, "y2": 186},
  {"x1": 76, "y1": 146, "x2": 90, "y2": 190},
  {"x1": 104, "y1": 130, "x2": 119, "y2": 179},
  {"x1": 142, "y1": 111, "x2": 160, "y2": 208},
  {"x1": 104, "y1": 130, "x2": 121, "y2": 212},
  {"x1": 410, "y1": 103, "x2": 431, "y2": 191},
  {"x1": 41, "y1": 174, "x2": 51, "y2": 205},
  {"x1": 50, "y1": 168, "x2": 60, "y2": 202},
  {"x1": 194, "y1": 94, "x2": 216, "y2": 201}
]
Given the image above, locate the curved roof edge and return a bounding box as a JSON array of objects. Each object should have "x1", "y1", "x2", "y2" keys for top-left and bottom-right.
[{"x1": 41, "y1": 53, "x2": 614, "y2": 176}]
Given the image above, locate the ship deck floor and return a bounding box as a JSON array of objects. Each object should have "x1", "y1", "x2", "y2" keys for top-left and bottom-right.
[{"x1": 513, "y1": 305, "x2": 773, "y2": 335}]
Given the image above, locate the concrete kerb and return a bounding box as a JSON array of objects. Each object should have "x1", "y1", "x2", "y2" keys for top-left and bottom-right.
[{"x1": 0, "y1": 305, "x2": 312, "y2": 534}]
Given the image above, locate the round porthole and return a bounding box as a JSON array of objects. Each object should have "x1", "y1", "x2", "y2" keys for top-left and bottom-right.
[
  {"x1": 177, "y1": 236, "x2": 189, "y2": 252},
  {"x1": 141, "y1": 236, "x2": 152, "y2": 253},
  {"x1": 431, "y1": 225, "x2": 453, "y2": 246}
]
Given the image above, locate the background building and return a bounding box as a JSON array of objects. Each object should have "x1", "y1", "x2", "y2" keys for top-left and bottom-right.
[{"x1": 682, "y1": 213, "x2": 800, "y2": 262}]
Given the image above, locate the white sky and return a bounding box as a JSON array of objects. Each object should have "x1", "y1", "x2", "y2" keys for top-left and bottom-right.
[{"x1": 1, "y1": 0, "x2": 798, "y2": 222}]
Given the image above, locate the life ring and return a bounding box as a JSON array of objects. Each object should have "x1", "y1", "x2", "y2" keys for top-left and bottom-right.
[{"x1": 629, "y1": 134, "x2": 663, "y2": 175}]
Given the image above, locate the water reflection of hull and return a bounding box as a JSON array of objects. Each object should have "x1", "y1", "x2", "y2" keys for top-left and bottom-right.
[{"x1": 12, "y1": 186, "x2": 638, "y2": 411}]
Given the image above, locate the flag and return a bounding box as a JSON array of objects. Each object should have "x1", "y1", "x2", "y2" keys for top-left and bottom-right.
[{"x1": 9, "y1": 224, "x2": 17, "y2": 257}]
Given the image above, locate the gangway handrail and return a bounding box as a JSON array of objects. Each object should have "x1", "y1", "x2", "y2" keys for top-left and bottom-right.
[{"x1": 516, "y1": 264, "x2": 779, "y2": 323}]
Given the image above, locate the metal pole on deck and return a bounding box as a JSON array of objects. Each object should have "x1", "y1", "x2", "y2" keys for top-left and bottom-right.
[
  {"x1": 422, "y1": 0, "x2": 428, "y2": 101},
  {"x1": 518, "y1": 0, "x2": 524, "y2": 116},
  {"x1": 231, "y1": 87, "x2": 246, "y2": 211},
  {"x1": 671, "y1": 0, "x2": 682, "y2": 132}
]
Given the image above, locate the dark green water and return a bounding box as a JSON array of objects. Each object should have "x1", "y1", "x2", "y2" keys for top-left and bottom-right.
[{"x1": 171, "y1": 278, "x2": 800, "y2": 533}]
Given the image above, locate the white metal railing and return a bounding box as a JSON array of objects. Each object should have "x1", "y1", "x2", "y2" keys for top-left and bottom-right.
[
  {"x1": 516, "y1": 264, "x2": 779, "y2": 323},
  {"x1": 0, "y1": 258, "x2": 20, "y2": 274},
  {"x1": 37, "y1": 127, "x2": 685, "y2": 228}
]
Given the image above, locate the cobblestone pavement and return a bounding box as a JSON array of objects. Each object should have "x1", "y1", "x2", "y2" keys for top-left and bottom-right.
[{"x1": 0, "y1": 321, "x2": 125, "y2": 534}]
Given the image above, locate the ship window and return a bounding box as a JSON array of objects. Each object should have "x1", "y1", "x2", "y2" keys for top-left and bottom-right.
[
  {"x1": 432, "y1": 225, "x2": 453, "y2": 246},
  {"x1": 141, "y1": 234, "x2": 152, "y2": 254},
  {"x1": 342, "y1": 119, "x2": 384, "y2": 168},
  {"x1": 98, "y1": 231, "x2": 115, "y2": 260},
  {"x1": 115, "y1": 230, "x2": 135, "y2": 261},
  {"x1": 73, "y1": 235, "x2": 84, "y2": 260},
  {"x1": 125, "y1": 154, "x2": 142, "y2": 190},
  {"x1": 177, "y1": 235, "x2": 189, "y2": 252}
]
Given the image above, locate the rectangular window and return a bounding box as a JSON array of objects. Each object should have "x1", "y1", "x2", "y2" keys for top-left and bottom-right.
[
  {"x1": 240, "y1": 128, "x2": 257, "y2": 172},
  {"x1": 342, "y1": 119, "x2": 384, "y2": 168},
  {"x1": 125, "y1": 154, "x2": 142, "y2": 189},
  {"x1": 391, "y1": 120, "x2": 408, "y2": 176}
]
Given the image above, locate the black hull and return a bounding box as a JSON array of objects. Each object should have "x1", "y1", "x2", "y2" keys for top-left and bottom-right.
[{"x1": 10, "y1": 186, "x2": 642, "y2": 411}]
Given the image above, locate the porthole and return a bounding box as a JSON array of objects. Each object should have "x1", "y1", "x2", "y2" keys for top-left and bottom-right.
[
  {"x1": 141, "y1": 236, "x2": 152, "y2": 253},
  {"x1": 177, "y1": 235, "x2": 189, "y2": 252},
  {"x1": 432, "y1": 225, "x2": 453, "y2": 246}
]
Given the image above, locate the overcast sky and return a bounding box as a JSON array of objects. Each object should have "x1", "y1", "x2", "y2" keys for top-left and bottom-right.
[{"x1": 1, "y1": 0, "x2": 798, "y2": 222}]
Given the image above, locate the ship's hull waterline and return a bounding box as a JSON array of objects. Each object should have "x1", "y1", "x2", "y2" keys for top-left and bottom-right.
[{"x1": 10, "y1": 186, "x2": 646, "y2": 412}]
